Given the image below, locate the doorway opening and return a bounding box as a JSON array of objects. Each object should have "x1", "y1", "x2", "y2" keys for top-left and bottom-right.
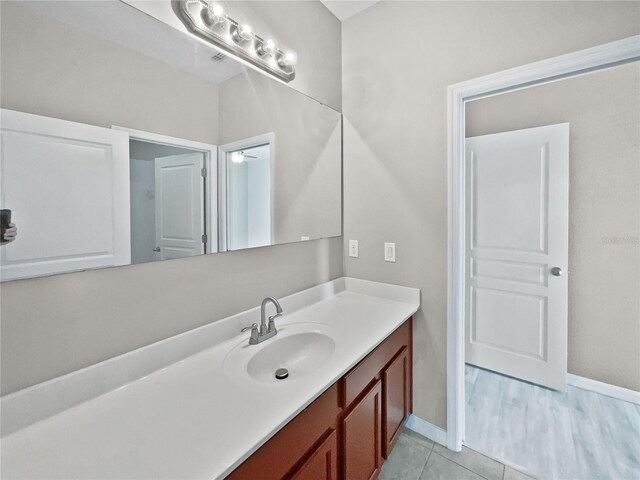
[
  {"x1": 219, "y1": 133, "x2": 274, "y2": 251},
  {"x1": 447, "y1": 36, "x2": 640, "y2": 480},
  {"x1": 113, "y1": 127, "x2": 218, "y2": 264}
]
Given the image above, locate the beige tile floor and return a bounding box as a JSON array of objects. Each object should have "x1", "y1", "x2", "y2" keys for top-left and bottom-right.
[{"x1": 380, "y1": 429, "x2": 535, "y2": 480}]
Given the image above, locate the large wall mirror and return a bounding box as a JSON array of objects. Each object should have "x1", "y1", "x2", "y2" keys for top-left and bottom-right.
[{"x1": 0, "y1": 1, "x2": 342, "y2": 281}]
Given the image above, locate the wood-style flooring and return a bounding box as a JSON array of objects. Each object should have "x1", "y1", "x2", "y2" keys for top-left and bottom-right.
[{"x1": 465, "y1": 364, "x2": 640, "y2": 480}]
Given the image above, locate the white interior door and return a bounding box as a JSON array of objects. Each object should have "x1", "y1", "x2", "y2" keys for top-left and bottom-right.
[
  {"x1": 465, "y1": 124, "x2": 569, "y2": 390},
  {"x1": 0, "y1": 109, "x2": 131, "y2": 280},
  {"x1": 154, "y1": 153, "x2": 204, "y2": 260}
]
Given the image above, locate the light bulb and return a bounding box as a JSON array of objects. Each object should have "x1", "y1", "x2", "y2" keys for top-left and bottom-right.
[
  {"x1": 257, "y1": 38, "x2": 277, "y2": 57},
  {"x1": 202, "y1": 2, "x2": 225, "y2": 26},
  {"x1": 231, "y1": 151, "x2": 245, "y2": 163},
  {"x1": 278, "y1": 50, "x2": 298, "y2": 67},
  {"x1": 232, "y1": 23, "x2": 253, "y2": 43}
]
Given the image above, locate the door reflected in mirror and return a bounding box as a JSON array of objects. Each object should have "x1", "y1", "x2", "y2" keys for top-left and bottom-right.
[{"x1": 129, "y1": 138, "x2": 212, "y2": 265}]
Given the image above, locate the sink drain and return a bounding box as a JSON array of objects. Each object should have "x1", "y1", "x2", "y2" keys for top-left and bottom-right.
[{"x1": 275, "y1": 368, "x2": 289, "y2": 380}]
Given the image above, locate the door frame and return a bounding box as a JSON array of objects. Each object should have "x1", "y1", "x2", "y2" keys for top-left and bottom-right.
[
  {"x1": 112, "y1": 126, "x2": 218, "y2": 254},
  {"x1": 446, "y1": 35, "x2": 640, "y2": 452},
  {"x1": 218, "y1": 132, "x2": 275, "y2": 251}
]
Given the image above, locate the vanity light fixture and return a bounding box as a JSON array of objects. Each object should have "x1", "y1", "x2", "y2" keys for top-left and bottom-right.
[{"x1": 178, "y1": 0, "x2": 296, "y2": 82}]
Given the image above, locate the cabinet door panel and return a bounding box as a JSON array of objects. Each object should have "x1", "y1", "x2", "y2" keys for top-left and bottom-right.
[
  {"x1": 290, "y1": 430, "x2": 337, "y2": 480},
  {"x1": 383, "y1": 347, "x2": 409, "y2": 457},
  {"x1": 343, "y1": 380, "x2": 383, "y2": 480}
]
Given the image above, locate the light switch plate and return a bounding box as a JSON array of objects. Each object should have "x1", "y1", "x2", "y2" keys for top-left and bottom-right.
[
  {"x1": 301, "y1": 236, "x2": 310, "y2": 241},
  {"x1": 349, "y1": 239, "x2": 359, "y2": 258},
  {"x1": 384, "y1": 242, "x2": 396, "y2": 262}
]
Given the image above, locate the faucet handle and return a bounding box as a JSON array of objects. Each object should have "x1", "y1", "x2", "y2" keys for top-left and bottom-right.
[
  {"x1": 241, "y1": 323, "x2": 260, "y2": 345},
  {"x1": 267, "y1": 313, "x2": 282, "y2": 333}
]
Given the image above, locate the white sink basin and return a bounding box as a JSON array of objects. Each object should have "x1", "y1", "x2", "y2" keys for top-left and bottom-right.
[{"x1": 224, "y1": 323, "x2": 336, "y2": 384}]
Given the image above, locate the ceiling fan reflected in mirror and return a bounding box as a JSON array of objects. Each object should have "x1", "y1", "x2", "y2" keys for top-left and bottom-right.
[{"x1": 231, "y1": 151, "x2": 258, "y2": 163}]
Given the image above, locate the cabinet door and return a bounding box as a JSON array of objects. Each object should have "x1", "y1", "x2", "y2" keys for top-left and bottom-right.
[
  {"x1": 290, "y1": 430, "x2": 337, "y2": 480},
  {"x1": 382, "y1": 347, "x2": 409, "y2": 457},
  {"x1": 343, "y1": 379, "x2": 383, "y2": 480}
]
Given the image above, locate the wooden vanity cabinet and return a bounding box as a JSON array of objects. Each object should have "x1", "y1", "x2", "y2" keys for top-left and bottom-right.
[{"x1": 228, "y1": 317, "x2": 412, "y2": 480}]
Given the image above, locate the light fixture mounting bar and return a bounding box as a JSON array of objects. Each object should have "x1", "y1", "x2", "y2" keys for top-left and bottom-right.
[{"x1": 177, "y1": 0, "x2": 296, "y2": 82}]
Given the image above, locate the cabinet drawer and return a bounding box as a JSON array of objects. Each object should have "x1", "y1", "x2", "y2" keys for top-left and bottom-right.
[
  {"x1": 227, "y1": 383, "x2": 340, "y2": 480},
  {"x1": 342, "y1": 321, "x2": 411, "y2": 408}
]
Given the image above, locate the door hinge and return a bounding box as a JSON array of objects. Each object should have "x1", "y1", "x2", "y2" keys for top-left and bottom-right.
[
  {"x1": 202, "y1": 234, "x2": 208, "y2": 244},
  {"x1": 201, "y1": 167, "x2": 207, "y2": 177}
]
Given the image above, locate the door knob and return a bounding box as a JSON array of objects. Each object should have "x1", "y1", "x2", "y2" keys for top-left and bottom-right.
[
  {"x1": 550, "y1": 267, "x2": 563, "y2": 277},
  {"x1": 153, "y1": 246, "x2": 161, "y2": 252}
]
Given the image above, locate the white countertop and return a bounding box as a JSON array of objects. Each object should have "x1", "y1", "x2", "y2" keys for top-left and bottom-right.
[{"x1": 1, "y1": 278, "x2": 419, "y2": 479}]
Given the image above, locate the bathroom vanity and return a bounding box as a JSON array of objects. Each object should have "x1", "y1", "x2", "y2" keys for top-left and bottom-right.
[
  {"x1": 0, "y1": 278, "x2": 419, "y2": 479},
  {"x1": 228, "y1": 318, "x2": 412, "y2": 479}
]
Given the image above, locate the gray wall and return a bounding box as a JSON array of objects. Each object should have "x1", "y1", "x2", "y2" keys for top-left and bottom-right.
[
  {"x1": 230, "y1": 1, "x2": 342, "y2": 112},
  {"x1": 0, "y1": 2, "x2": 220, "y2": 145},
  {"x1": 219, "y1": 69, "x2": 342, "y2": 245},
  {"x1": 342, "y1": 1, "x2": 640, "y2": 428},
  {"x1": 0, "y1": 1, "x2": 343, "y2": 395},
  {"x1": 466, "y1": 62, "x2": 640, "y2": 391}
]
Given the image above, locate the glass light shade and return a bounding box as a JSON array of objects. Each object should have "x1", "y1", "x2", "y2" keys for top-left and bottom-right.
[
  {"x1": 233, "y1": 23, "x2": 253, "y2": 43},
  {"x1": 203, "y1": 2, "x2": 225, "y2": 25},
  {"x1": 258, "y1": 38, "x2": 277, "y2": 57},
  {"x1": 279, "y1": 50, "x2": 298, "y2": 67}
]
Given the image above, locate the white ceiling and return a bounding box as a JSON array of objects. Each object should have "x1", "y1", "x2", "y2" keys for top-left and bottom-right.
[{"x1": 321, "y1": 1, "x2": 380, "y2": 21}]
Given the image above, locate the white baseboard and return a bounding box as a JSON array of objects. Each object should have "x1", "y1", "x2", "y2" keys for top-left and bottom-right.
[
  {"x1": 404, "y1": 413, "x2": 448, "y2": 447},
  {"x1": 567, "y1": 374, "x2": 640, "y2": 406}
]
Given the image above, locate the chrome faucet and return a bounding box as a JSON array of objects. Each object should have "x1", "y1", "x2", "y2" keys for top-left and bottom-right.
[{"x1": 241, "y1": 297, "x2": 283, "y2": 345}]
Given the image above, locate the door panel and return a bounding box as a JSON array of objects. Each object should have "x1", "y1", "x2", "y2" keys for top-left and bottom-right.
[
  {"x1": 382, "y1": 347, "x2": 409, "y2": 457},
  {"x1": 290, "y1": 430, "x2": 337, "y2": 480},
  {"x1": 471, "y1": 258, "x2": 547, "y2": 287},
  {"x1": 343, "y1": 379, "x2": 382, "y2": 480},
  {"x1": 471, "y1": 287, "x2": 546, "y2": 360},
  {"x1": 465, "y1": 124, "x2": 569, "y2": 390},
  {"x1": 0, "y1": 109, "x2": 130, "y2": 280},
  {"x1": 471, "y1": 142, "x2": 549, "y2": 253},
  {"x1": 154, "y1": 153, "x2": 204, "y2": 259}
]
